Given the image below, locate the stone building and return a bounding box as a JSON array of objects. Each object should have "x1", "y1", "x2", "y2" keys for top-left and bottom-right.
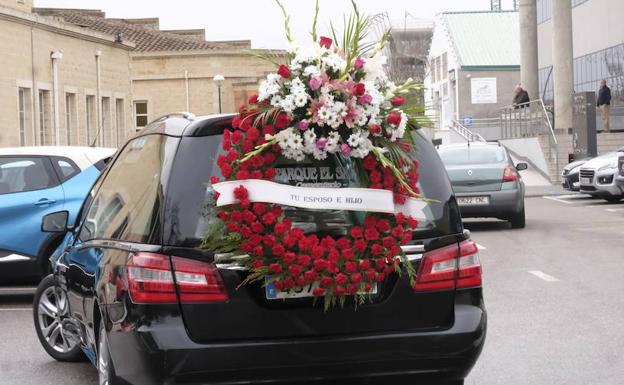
[
  {"x1": 0, "y1": 0, "x2": 134, "y2": 148},
  {"x1": 0, "y1": 1, "x2": 281, "y2": 148}
]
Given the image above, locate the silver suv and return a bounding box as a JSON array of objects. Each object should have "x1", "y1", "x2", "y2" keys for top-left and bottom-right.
[{"x1": 579, "y1": 148, "x2": 624, "y2": 203}]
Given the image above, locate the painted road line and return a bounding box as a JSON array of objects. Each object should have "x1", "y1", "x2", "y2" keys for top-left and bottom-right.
[
  {"x1": 555, "y1": 194, "x2": 593, "y2": 199},
  {"x1": 476, "y1": 243, "x2": 487, "y2": 250},
  {"x1": 543, "y1": 196, "x2": 573, "y2": 204},
  {"x1": 528, "y1": 270, "x2": 560, "y2": 282},
  {"x1": 0, "y1": 308, "x2": 31, "y2": 311},
  {"x1": 606, "y1": 208, "x2": 624, "y2": 212}
]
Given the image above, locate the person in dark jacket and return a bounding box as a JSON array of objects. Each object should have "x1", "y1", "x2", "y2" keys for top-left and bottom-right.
[
  {"x1": 597, "y1": 79, "x2": 611, "y2": 132},
  {"x1": 512, "y1": 84, "x2": 530, "y2": 109}
]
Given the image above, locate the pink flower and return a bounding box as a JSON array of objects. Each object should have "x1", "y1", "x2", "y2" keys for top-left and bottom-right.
[
  {"x1": 309, "y1": 77, "x2": 322, "y2": 91},
  {"x1": 297, "y1": 119, "x2": 309, "y2": 131},
  {"x1": 354, "y1": 57, "x2": 365, "y2": 70},
  {"x1": 316, "y1": 137, "x2": 328, "y2": 150},
  {"x1": 340, "y1": 143, "x2": 351, "y2": 157},
  {"x1": 358, "y1": 94, "x2": 372, "y2": 105}
]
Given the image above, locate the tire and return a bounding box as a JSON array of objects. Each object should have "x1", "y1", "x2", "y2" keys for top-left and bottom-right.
[
  {"x1": 604, "y1": 195, "x2": 623, "y2": 203},
  {"x1": 509, "y1": 207, "x2": 526, "y2": 229},
  {"x1": 98, "y1": 320, "x2": 122, "y2": 385},
  {"x1": 33, "y1": 275, "x2": 84, "y2": 362}
]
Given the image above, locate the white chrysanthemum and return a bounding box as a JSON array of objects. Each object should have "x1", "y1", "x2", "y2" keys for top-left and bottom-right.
[
  {"x1": 303, "y1": 65, "x2": 321, "y2": 77},
  {"x1": 321, "y1": 53, "x2": 347, "y2": 72},
  {"x1": 364, "y1": 52, "x2": 387, "y2": 82},
  {"x1": 292, "y1": 45, "x2": 323, "y2": 68},
  {"x1": 258, "y1": 73, "x2": 282, "y2": 101}
]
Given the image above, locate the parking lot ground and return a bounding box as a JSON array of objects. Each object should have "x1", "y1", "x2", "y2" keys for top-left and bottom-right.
[{"x1": 1, "y1": 194, "x2": 623, "y2": 385}]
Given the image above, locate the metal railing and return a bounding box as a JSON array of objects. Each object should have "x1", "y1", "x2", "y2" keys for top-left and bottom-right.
[
  {"x1": 499, "y1": 99, "x2": 559, "y2": 180},
  {"x1": 450, "y1": 119, "x2": 486, "y2": 142}
]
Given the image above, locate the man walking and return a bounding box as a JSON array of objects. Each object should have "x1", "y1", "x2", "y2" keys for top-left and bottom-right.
[{"x1": 597, "y1": 79, "x2": 611, "y2": 132}]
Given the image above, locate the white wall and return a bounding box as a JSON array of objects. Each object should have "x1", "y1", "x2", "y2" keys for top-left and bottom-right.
[{"x1": 538, "y1": 0, "x2": 624, "y2": 68}]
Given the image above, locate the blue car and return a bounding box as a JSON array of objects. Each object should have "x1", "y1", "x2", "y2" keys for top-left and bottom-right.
[{"x1": 0, "y1": 146, "x2": 115, "y2": 284}]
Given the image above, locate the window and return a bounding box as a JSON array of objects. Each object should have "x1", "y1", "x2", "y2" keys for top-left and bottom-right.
[
  {"x1": 65, "y1": 93, "x2": 76, "y2": 145},
  {"x1": 18, "y1": 88, "x2": 32, "y2": 146},
  {"x1": 0, "y1": 157, "x2": 57, "y2": 195},
  {"x1": 438, "y1": 146, "x2": 507, "y2": 165},
  {"x1": 115, "y1": 99, "x2": 125, "y2": 147},
  {"x1": 134, "y1": 101, "x2": 148, "y2": 130},
  {"x1": 52, "y1": 157, "x2": 80, "y2": 182},
  {"x1": 101, "y1": 97, "x2": 111, "y2": 147},
  {"x1": 442, "y1": 53, "x2": 448, "y2": 80},
  {"x1": 78, "y1": 134, "x2": 176, "y2": 244},
  {"x1": 86, "y1": 95, "x2": 96, "y2": 146},
  {"x1": 38, "y1": 90, "x2": 51, "y2": 145}
]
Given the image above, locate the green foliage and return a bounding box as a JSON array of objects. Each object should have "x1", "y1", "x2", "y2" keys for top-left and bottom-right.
[
  {"x1": 201, "y1": 217, "x2": 242, "y2": 254},
  {"x1": 275, "y1": 0, "x2": 294, "y2": 44},
  {"x1": 310, "y1": 0, "x2": 320, "y2": 43}
]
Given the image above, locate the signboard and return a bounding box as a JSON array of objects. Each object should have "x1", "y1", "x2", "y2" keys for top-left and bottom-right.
[
  {"x1": 572, "y1": 91, "x2": 597, "y2": 158},
  {"x1": 462, "y1": 116, "x2": 473, "y2": 127},
  {"x1": 470, "y1": 77, "x2": 497, "y2": 104}
]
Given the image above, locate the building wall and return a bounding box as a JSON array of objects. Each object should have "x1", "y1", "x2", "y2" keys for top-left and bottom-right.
[
  {"x1": 0, "y1": 11, "x2": 134, "y2": 148},
  {"x1": 456, "y1": 69, "x2": 521, "y2": 122},
  {"x1": 0, "y1": 0, "x2": 32, "y2": 13},
  {"x1": 130, "y1": 51, "x2": 278, "y2": 126}
]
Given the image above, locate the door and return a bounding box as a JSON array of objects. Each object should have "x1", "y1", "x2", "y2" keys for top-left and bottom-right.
[{"x1": 0, "y1": 156, "x2": 64, "y2": 260}]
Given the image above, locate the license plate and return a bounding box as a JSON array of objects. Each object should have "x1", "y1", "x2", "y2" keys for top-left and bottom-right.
[
  {"x1": 457, "y1": 196, "x2": 490, "y2": 206},
  {"x1": 580, "y1": 177, "x2": 591, "y2": 185},
  {"x1": 265, "y1": 277, "x2": 377, "y2": 300}
]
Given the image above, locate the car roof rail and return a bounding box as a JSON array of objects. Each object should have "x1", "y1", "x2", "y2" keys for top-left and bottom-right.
[{"x1": 157, "y1": 112, "x2": 196, "y2": 121}]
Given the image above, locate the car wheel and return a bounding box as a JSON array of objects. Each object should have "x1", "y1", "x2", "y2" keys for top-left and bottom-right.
[
  {"x1": 603, "y1": 195, "x2": 623, "y2": 203},
  {"x1": 98, "y1": 321, "x2": 122, "y2": 385},
  {"x1": 33, "y1": 275, "x2": 83, "y2": 361},
  {"x1": 509, "y1": 207, "x2": 526, "y2": 229}
]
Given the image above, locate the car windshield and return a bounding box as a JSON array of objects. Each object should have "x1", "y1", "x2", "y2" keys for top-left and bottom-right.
[
  {"x1": 438, "y1": 146, "x2": 506, "y2": 165},
  {"x1": 163, "y1": 131, "x2": 461, "y2": 247}
]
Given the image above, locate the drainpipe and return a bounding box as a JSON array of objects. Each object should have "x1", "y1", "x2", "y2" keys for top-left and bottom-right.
[
  {"x1": 184, "y1": 70, "x2": 190, "y2": 112},
  {"x1": 94, "y1": 48, "x2": 102, "y2": 146},
  {"x1": 50, "y1": 50, "x2": 63, "y2": 145},
  {"x1": 30, "y1": 27, "x2": 38, "y2": 145}
]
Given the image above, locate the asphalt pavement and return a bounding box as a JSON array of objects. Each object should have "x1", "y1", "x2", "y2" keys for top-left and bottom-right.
[{"x1": 1, "y1": 193, "x2": 623, "y2": 385}]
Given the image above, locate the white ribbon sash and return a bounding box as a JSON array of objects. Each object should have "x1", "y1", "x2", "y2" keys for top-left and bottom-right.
[{"x1": 212, "y1": 179, "x2": 428, "y2": 220}]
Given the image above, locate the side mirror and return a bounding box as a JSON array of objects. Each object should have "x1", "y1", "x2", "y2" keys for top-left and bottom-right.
[
  {"x1": 42, "y1": 211, "x2": 69, "y2": 233},
  {"x1": 516, "y1": 163, "x2": 528, "y2": 171}
]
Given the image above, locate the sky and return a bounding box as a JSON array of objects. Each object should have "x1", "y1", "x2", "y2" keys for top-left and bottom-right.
[{"x1": 34, "y1": 0, "x2": 517, "y2": 49}]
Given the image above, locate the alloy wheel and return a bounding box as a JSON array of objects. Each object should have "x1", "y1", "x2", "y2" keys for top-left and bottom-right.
[{"x1": 36, "y1": 286, "x2": 79, "y2": 353}]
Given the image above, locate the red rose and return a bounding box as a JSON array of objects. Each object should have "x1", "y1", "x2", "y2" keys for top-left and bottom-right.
[
  {"x1": 242, "y1": 210, "x2": 255, "y2": 224},
  {"x1": 353, "y1": 83, "x2": 366, "y2": 97},
  {"x1": 304, "y1": 270, "x2": 319, "y2": 283},
  {"x1": 342, "y1": 248, "x2": 354, "y2": 260},
  {"x1": 248, "y1": 94, "x2": 259, "y2": 104},
  {"x1": 233, "y1": 185, "x2": 249, "y2": 201},
  {"x1": 312, "y1": 287, "x2": 325, "y2": 296},
  {"x1": 362, "y1": 155, "x2": 377, "y2": 171},
  {"x1": 242, "y1": 140, "x2": 254, "y2": 153},
  {"x1": 344, "y1": 261, "x2": 357, "y2": 274},
  {"x1": 251, "y1": 259, "x2": 264, "y2": 269},
  {"x1": 387, "y1": 111, "x2": 402, "y2": 126},
  {"x1": 274, "y1": 220, "x2": 291, "y2": 236},
  {"x1": 277, "y1": 64, "x2": 292, "y2": 78},
  {"x1": 283, "y1": 278, "x2": 295, "y2": 289},
  {"x1": 336, "y1": 237, "x2": 351, "y2": 250},
  {"x1": 252, "y1": 203, "x2": 267, "y2": 216},
  {"x1": 359, "y1": 259, "x2": 371, "y2": 271},
  {"x1": 252, "y1": 246, "x2": 264, "y2": 257},
  {"x1": 346, "y1": 284, "x2": 358, "y2": 295},
  {"x1": 319, "y1": 36, "x2": 333, "y2": 49},
  {"x1": 246, "y1": 126, "x2": 260, "y2": 142},
  {"x1": 226, "y1": 222, "x2": 239, "y2": 232},
  {"x1": 235, "y1": 170, "x2": 250, "y2": 180},
  {"x1": 210, "y1": 176, "x2": 220, "y2": 184},
  {"x1": 382, "y1": 236, "x2": 395, "y2": 248},
  {"x1": 240, "y1": 117, "x2": 252, "y2": 132},
  {"x1": 264, "y1": 152, "x2": 276, "y2": 164},
  {"x1": 216, "y1": 211, "x2": 229, "y2": 220},
  {"x1": 391, "y1": 95, "x2": 405, "y2": 107},
  {"x1": 375, "y1": 272, "x2": 386, "y2": 283},
  {"x1": 395, "y1": 212, "x2": 406, "y2": 224},
  {"x1": 297, "y1": 254, "x2": 311, "y2": 266},
  {"x1": 272, "y1": 244, "x2": 285, "y2": 256},
  {"x1": 295, "y1": 276, "x2": 307, "y2": 287},
  {"x1": 275, "y1": 113, "x2": 292, "y2": 129},
  {"x1": 335, "y1": 273, "x2": 348, "y2": 286},
  {"x1": 350, "y1": 226, "x2": 363, "y2": 238},
  {"x1": 320, "y1": 276, "x2": 333, "y2": 288},
  {"x1": 231, "y1": 130, "x2": 243, "y2": 144},
  {"x1": 365, "y1": 269, "x2": 376, "y2": 281},
  {"x1": 328, "y1": 261, "x2": 339, "y2": 273},
  {"x1": 264, "y1": 168, "x2": 276, "y2": 180},
  {"x1": 283, "y1": 252, "x2": 296, "y2": 265},
  {"x1": 288, "y1": 264, "x2": 303, "y2": 277},
  {"x1": 314, "y1": 258, "x2": 328, "y2": 272},
  {"x1": 327, "y1": 248, "x2": 340, "y2": 262},
  {"x1": 269, "y1": 263, "x2": 282, "y2": 274},
  {"x1": 251, "y1": 170, "x2": 263, "y2": 179},
  {"x1": 371, "y1": 244, "x2": 384, "y2": 256},
  {"x1": 407, "y1": 217, "x2": 419, "y2": 229},
  {"x1": 363, "y1": 283, "x2": 372, "y2": 292},
  {"x1": 231, "y1": 116, "x2": 241, "y2": 129},
  {"x1": 263, "y1": 124, "x2": 275, "y2": 136},
  {"x1": 375, "y1": 258, "x2": 386, "y2": 271},
  {"x1": 263, "y1": 234, "x2": 276, "y2": 247},
  {"x1": 364, "y1": 227, "x2": 380, "y2": 241},
  {"x1": 354, "y1": 239, "x2": 367, "y2": 252},
  {"x1": 311, "y1": 246, "x2": 324, "y2": 259},
  {"x1": 262, "y1": 212, "x2": 276, "y2": 225},
  {"x1": 376, "y1": 219, "x2": 391, "y2": 233},
  {"x1": 230, "y1": 210, "x2": 243, "y2": 222},
  {"x1": 369, "y1": 124, "x2": 382, "y2": 135},
  {"x1": 250, "y1": 221, "x2": 264, "y2": 233},
  {"x1": 351, "y1": 273, "x2": 362, "y2": 284},
  {"x1": 384, "y1": 264, "x2": 396, "y2": 274},
  {"x1": 391, "y1": 226, "x2": 405, "y2": 238}
]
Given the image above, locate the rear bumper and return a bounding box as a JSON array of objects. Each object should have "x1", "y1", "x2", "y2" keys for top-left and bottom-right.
[
  {"x1": 107, "y1": 298, "x2": 486, "y2": 385},
  {"x1": 456, "y1": 188, "x2": 524, "y2": 218}
]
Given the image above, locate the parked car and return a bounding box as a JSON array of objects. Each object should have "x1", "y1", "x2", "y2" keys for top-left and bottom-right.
[
  {"x1": 579, "y1": 149, "x2": 624, "y2": 202},
  {"x1": 33, "y1": 114, "x2": 486, "y2": 385},
  {"x1": 616, "y1": 154, "x2": 624, "y2": 191},
  {"x1": 0, "y1": 146, "x2": 115, "y2": 284},
  {"x1": 561, "y1": 157, "x2": 592, "y2": 192},
  {"x1": 437, "y1": 142, "x2": 527, "y2": 228}
]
